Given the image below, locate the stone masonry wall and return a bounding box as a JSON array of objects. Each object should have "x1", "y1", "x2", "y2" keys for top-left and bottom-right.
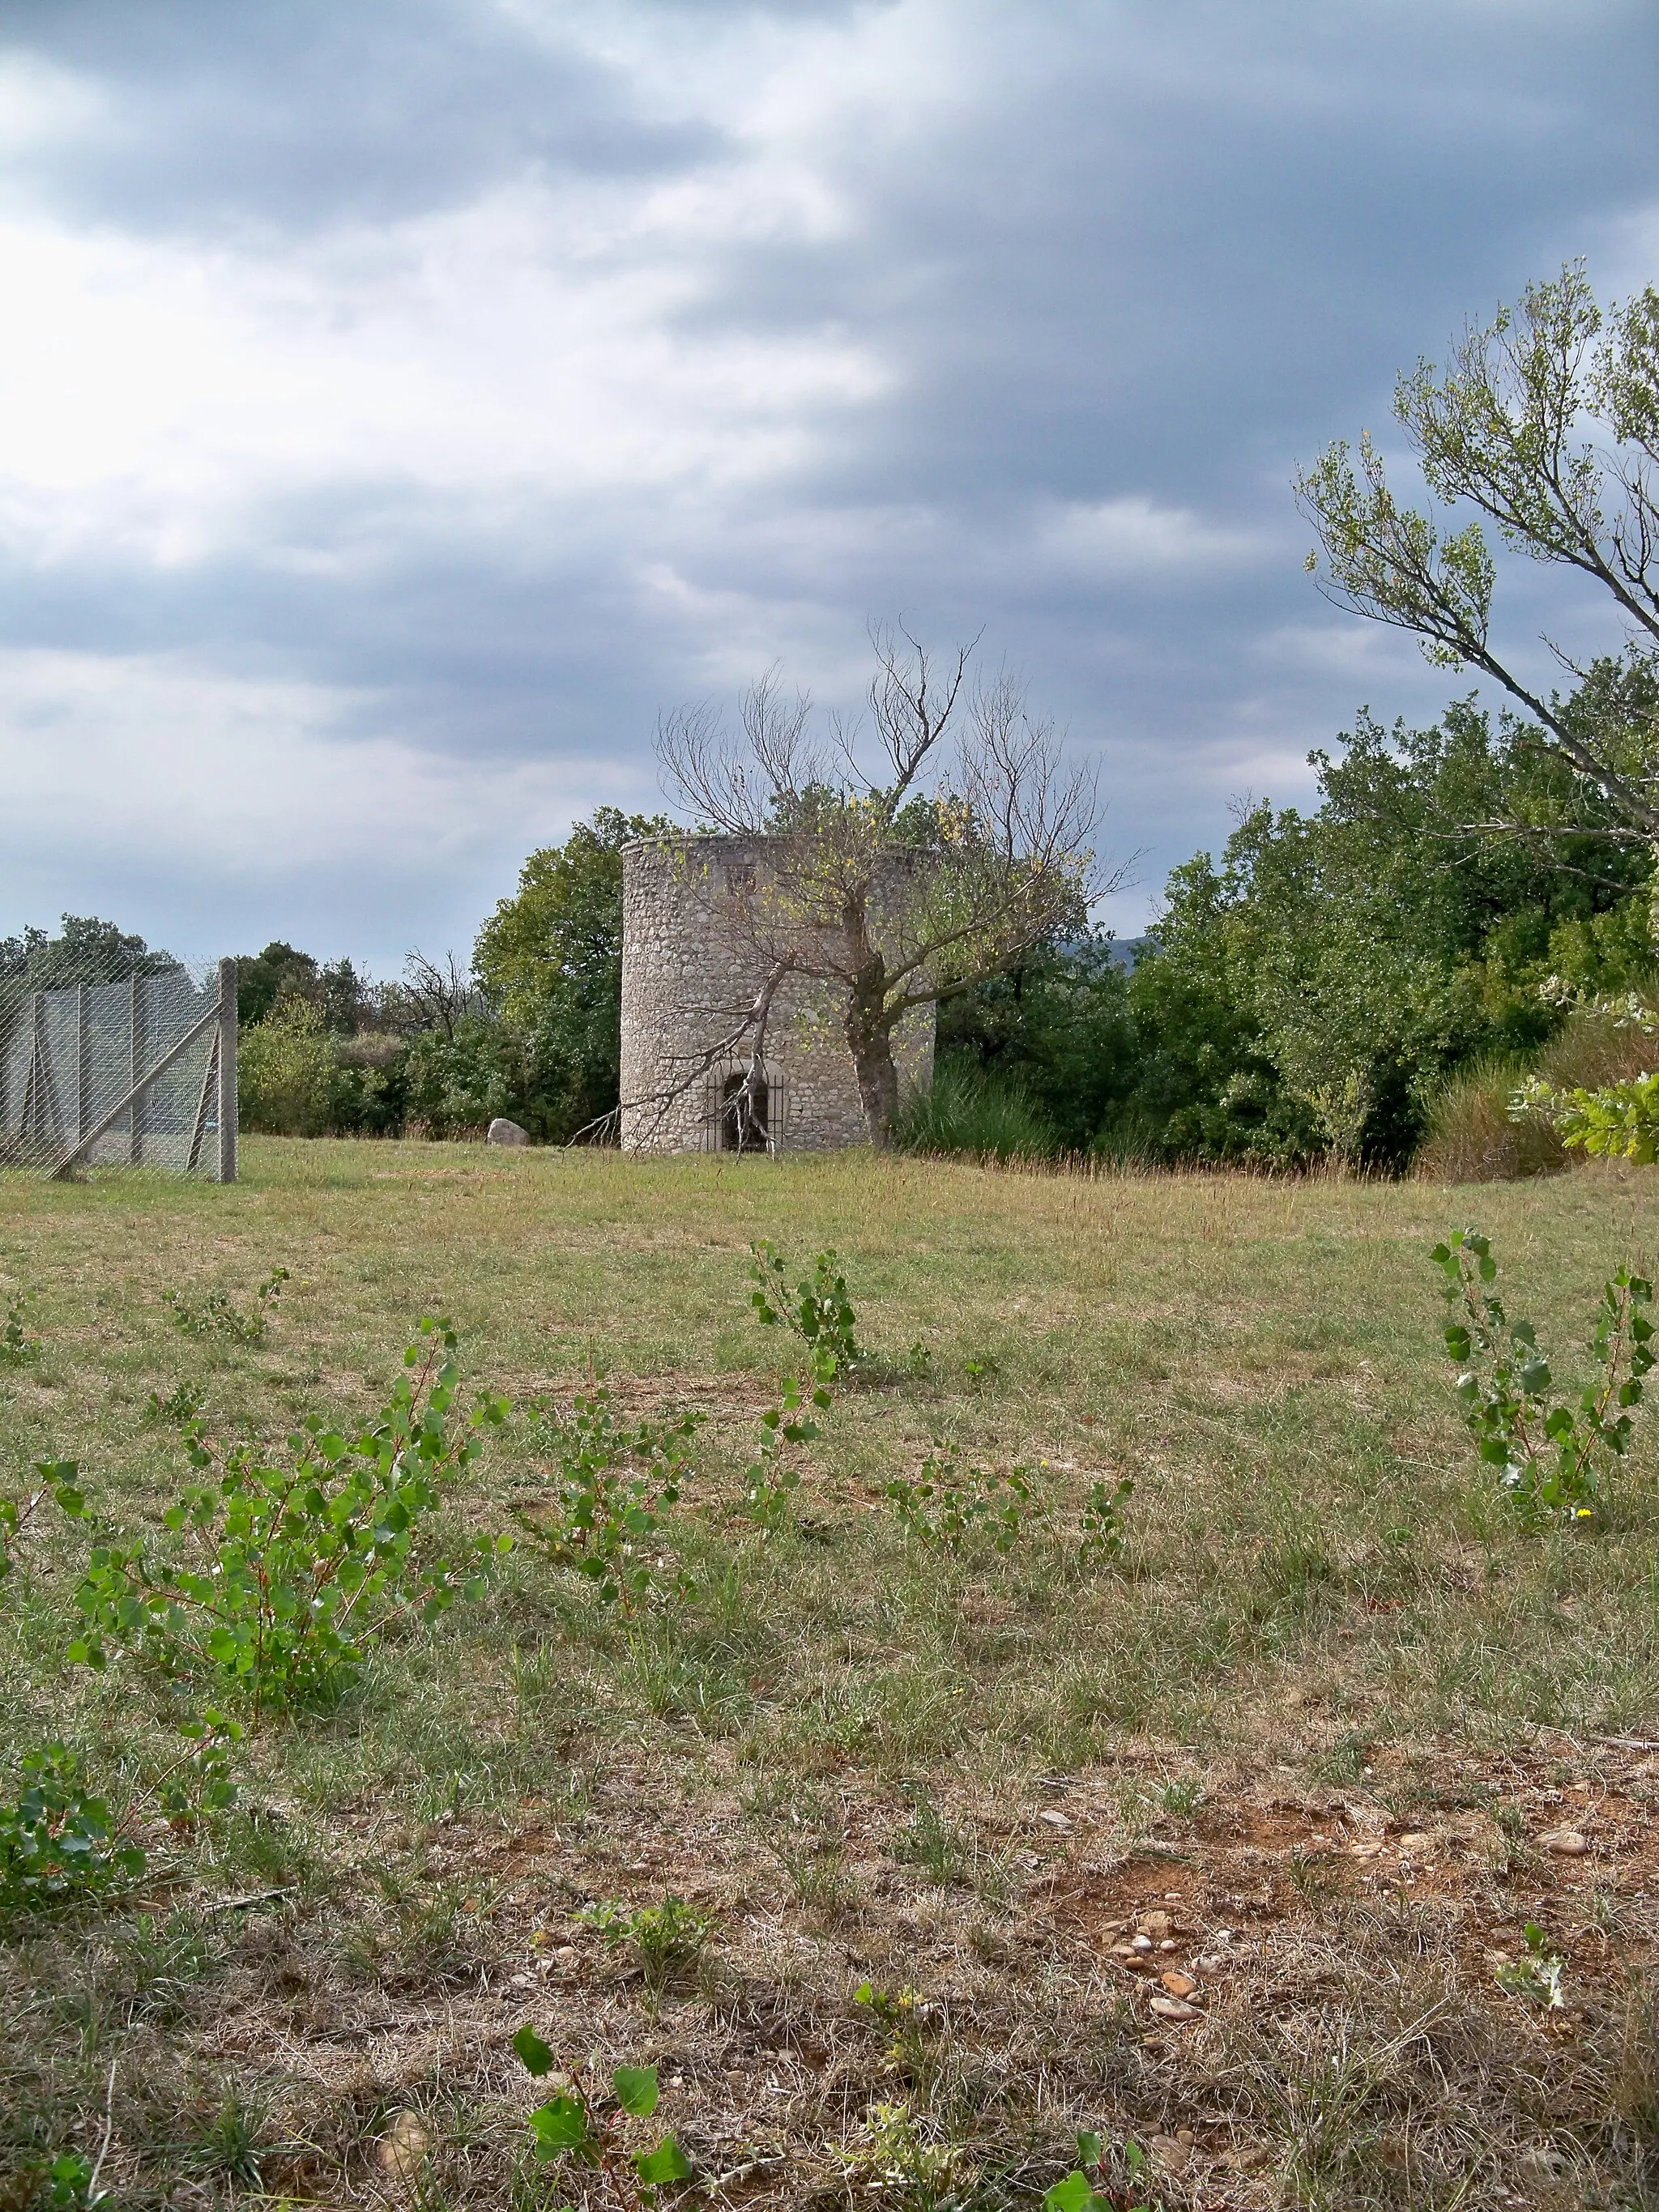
[{"x1": 620, "y1": 834, "x2": 933, "y2": 1153}]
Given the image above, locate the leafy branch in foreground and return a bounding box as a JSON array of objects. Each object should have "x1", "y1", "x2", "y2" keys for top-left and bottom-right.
[
  {"x1": 1433, "y1": 1229, "x2": 1654, "y2": 1523},
  {"x1": 518, "y1": 1388, "x2": 700, "y2": 1610},
  {"x1": 1043, "y1": 2132, "x2": 1160, "y2": 2212},
  {"x1": 66, "y1": 1319, "x2": 510, "y2": 1718},
  {"x1": 511, "y1": 2029, "x2": 692, "y2": 2201},
  {"x1": 1516, "y1": 1068, "x2": 1659, "y2": 1164},
  {"x1": 1508, "y1": 987, "x2": 1659, "y2": 1161}
]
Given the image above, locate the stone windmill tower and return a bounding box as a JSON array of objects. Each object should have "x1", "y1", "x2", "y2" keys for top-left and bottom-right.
[{"x1": 619, "y1": 833, "x2": 934, "y2": 1153}]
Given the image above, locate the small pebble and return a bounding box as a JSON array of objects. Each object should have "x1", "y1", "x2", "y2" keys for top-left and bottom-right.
[
  {"x1": 1542, "y1": 1830, "x2": 1589, "y2": 1856},
  {"x1": 1149, "y1": 1994, "x2": 1201, "y2": 2022},
  {"x1": 378, "y1": 2112, "x2": 429, "y2": 2180}
]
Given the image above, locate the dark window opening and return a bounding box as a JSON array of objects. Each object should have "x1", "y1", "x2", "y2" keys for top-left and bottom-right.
[{"x1": 719, "y1": 1072, "x2": 770, "y2": 1153}]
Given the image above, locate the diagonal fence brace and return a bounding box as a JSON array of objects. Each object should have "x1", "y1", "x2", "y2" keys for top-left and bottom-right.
[{"x1": 45, "y1": 960, "x2": 238, "y2": 1183}]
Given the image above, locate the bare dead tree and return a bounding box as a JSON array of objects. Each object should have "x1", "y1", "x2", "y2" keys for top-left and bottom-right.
[
  {"x1": 653, "y1": 623, "x2": 1119, "y2": 1145},
  {"x1": 388, "y1": 951, "x2": 479, "y2": 1041}
]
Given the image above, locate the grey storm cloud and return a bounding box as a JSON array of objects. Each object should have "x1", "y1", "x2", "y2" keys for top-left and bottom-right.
[{"x1": 0, "y1": 0, "x2": 1655, "y2": 967}]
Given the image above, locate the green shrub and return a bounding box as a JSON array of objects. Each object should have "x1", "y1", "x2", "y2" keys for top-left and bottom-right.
[
  {"x1": 886, "y1": 1447, "x2": 1041, "y2": 1554},
  {"x1": 1433, "y1": 1228, "x2": 1655, "y2": 1524},
  {"x1": 0, "y1": 1719, "x2": 240, "y2": 1915},
  {"x1": 68, "y1": 1320, "x2": 509, "y2": 1719},
  {"x1": 0, "y1": 1461, "x2": 83, "y2": 1585},
  {"x1": 894, "y1": 1059, "x2": 1057, "y2": 1161},
  {"x1": 742, "y1": 1371, "x2": 830, "y2": 1534},
  {"x1": 578, "y1": 1894, "x2": 713, "y2": 1992},
  {"x1": 398, "y1": 1016, "x2": 518, "y2": 1140},
  {"x1": 517, "y1": 1388, "x2": 698, "y2": 1610},
  {"x1": 237, "y1": 998, "x2": 397, "y2": 1137},
  {"x1": 162, "y1": 1268, "x2": 288, "y2": 1344},
  {"x1": 237, "y1": 999, "x2": 343, "y2": 1136},
  {"x1": 0, "y1": 1745, "x2": 145, "y2": 1908},
  {"x1": 1, "y1": 1288, "x2": 40, "y2": 1366},
  {"x1": 1078, "y1": 1476, "x2": 1134, "y2": 1566}
]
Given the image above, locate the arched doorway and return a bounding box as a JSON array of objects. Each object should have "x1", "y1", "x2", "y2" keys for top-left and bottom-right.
[{"x1": 719, "y1": 1069, "x2": 770, "y2": 1153}]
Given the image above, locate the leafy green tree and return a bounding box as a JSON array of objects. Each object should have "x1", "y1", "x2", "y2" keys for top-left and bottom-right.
[
  {"x1": 235, "y1": 942, "x2": 367, "y2": 1031},
  {"x1": 1113, "y1": 685, "x2": 1654, "y2": 1167},
  {"x1": 472, "y1": 806, "x2": 669, "y2": 1140},
  {"x1": 1296, "y1": 263, "x2": 1659, "y2": 842},
  {"x1": 0, "y1": 915, "x2": 177, "y2": 989},
  {"x1": 936, "y1": 936, "x2": 1137, "y2": 1151}
]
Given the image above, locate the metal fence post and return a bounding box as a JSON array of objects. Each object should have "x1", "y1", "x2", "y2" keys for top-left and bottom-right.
[
  {"x1": 75, "y1": 984, "x2": 89, "y2": 1148},
  {"x1": 128, "y1": 972, "x2": 143, "y2": 1165},
  {"x1": 216, "y1": 957, "x2": 238, "y2": 1185}
]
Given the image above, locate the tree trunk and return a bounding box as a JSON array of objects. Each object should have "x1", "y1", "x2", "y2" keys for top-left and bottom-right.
[{"x1": 845, "y1": 973, "x2": 900, "y2": 1146}]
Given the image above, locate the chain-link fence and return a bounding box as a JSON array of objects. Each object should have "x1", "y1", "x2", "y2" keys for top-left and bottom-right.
[{"x1": 0, "y1": 953, "x2": 237, "y2": 1182}]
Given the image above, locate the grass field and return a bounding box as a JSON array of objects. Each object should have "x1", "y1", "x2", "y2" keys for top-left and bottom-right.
[{"x1": 3, "y1": 1140, "x2": 1659, "y2": 2211}]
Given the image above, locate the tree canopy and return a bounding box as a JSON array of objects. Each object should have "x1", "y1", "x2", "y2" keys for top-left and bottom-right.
[
  {"x1": 472, "y1": 805, "x2": 669, "y2": 1140},
  {"x1": 1297, "y1": 264, "x2": 1659, "y2": 841}
]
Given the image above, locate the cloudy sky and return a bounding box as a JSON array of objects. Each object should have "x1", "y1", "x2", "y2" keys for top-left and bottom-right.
[{"x1": 1, "y1": 0, "x2": 1655, "y2": 970}]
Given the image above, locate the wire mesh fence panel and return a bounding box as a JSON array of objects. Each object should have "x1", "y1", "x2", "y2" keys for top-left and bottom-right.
[{"x1": 0, "y1": 954, "x2": 237, "y2": 1181}]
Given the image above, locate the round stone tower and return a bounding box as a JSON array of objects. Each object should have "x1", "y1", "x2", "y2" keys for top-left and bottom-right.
[{"x1": 619, "y1": 833, "x2": 934, "y2": 1153}]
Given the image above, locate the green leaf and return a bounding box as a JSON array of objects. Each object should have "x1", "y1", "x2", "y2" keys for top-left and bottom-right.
[
  {"x1": 1043, "y1": 2174, "x2": 1104, "y2": 2212},
  {"x1": 612, "y1": 2063, "x2": 659, "y2": 2116},
  {"x1": 512, "y1": 2022, "x2": 556, "y2": 2077},
  {"x1": 636, "y1": 2134, "x2": 693, "y2": 2184},
  {"x1": 530, "y1": 2094, "x2": 590, "y2": 2154}
]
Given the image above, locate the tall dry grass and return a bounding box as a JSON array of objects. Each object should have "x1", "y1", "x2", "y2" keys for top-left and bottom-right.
[{"x1": 1417, "y1": 1006, "x2": 1659, "y2": 1183}]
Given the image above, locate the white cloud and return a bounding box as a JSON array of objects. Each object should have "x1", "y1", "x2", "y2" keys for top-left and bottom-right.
[
  {"x1": 1034, "y1": 495, "x2": 1267, "y2": 578},
  {"x1": 0, "y1": 647, "x2": 642, "y2": 885},
  {"x1": 0, "y1": 164, "x2": 888, "y2": 566}
]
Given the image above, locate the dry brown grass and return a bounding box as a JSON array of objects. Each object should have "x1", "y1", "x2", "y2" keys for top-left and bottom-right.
[{"x1": 3, "y1": 1140, "x2": 1659, "y2": 2209}]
